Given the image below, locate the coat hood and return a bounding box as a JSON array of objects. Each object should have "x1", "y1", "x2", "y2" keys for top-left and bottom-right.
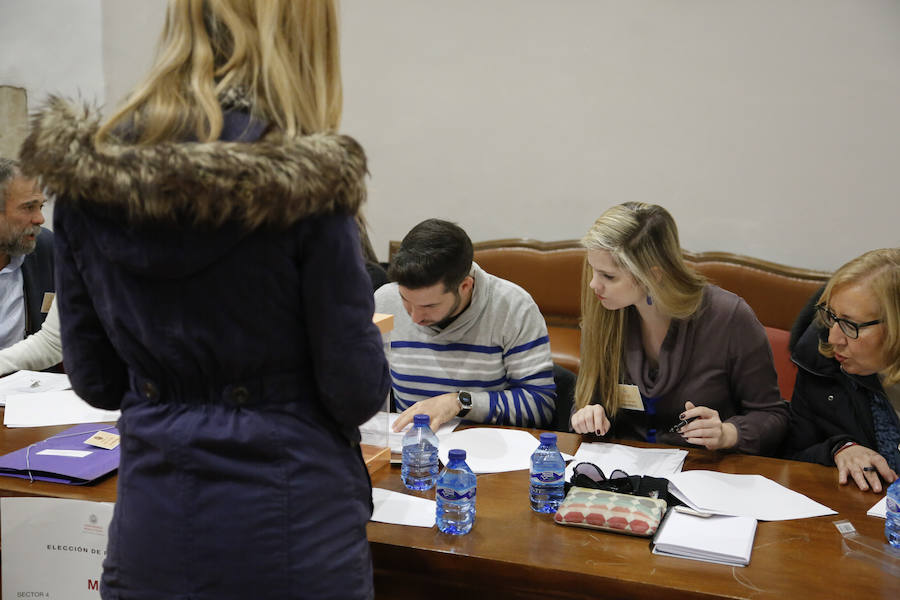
[
  {"x1": 19, "y1": 96, "x2": 368, "y2": 229},
  {"x1": 18, "y1": 96, "x2": 368, "y2": 278}
]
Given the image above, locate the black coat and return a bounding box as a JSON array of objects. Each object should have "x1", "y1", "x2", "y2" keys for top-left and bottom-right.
[
  {"x1": 22, "y1": 98, "x2": 390, "y2": 600},
  {"x1": 787, "y1": 321, "x2": 886, "y2": 466}
]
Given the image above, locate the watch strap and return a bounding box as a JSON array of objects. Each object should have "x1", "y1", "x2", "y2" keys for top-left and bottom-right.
[{"x1": 456, "y1": 391, "x2": 472, "y2": 418}]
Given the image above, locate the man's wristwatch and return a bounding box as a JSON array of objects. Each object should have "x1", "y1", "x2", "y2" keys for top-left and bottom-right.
[{"x1": 456, "y1": 391, "x2": 472, "y2": 418}]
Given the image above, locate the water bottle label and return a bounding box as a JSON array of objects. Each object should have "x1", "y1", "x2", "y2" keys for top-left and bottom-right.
[
  {"x1": 531, "y1": 471, "x2": 563, "y2": 483},
  {"x1": 437, "y1": 488, "x2": 475, "y2": 501}
]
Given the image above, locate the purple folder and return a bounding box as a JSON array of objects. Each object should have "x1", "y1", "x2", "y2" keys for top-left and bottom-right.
[{"x1": 0, "y1": 423, "x2": 120, "y2": 485}]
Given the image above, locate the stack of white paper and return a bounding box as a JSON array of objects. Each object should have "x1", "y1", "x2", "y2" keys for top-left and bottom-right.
[
  {"x1": 565, "y1": 442, "x2": 687, "y2": 481},
  {"x1": 4, "y1": 391, "x2": 120, "y2": 427},
  {"x1": 359, "y1": 411, "x2": 461, "y2": 453},
  {"x1": 0, "y1": 371, "x2": 71, "y2": 406},
  {"x1": 667, "y1": 470, "x2": 836, "y2": 521},
  {"x1": 652, "y1": 509, "x2": 757, "y2": 567},
  {"x1": 436, "y1": 427, "x2": 573, "y2": 474}
]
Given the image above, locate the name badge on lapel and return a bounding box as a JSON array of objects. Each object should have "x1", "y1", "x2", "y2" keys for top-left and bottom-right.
[
  {"x1": 41, "y1": 292, "x2": 55, "y2": 313},
  {"x1": 618, "y1": 384, "x2": 645, "y2": 411}
]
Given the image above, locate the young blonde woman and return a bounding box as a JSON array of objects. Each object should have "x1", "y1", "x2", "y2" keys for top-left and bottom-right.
[
  {"x1": 571, "y1": 202, "x2": 788, "y2": 455},
  {"x1": 788, "y1": 248, "x2": 900, "y2": 493},
  {"x1": 20, "y1": 1, "x2": 389, "y2": 598}
]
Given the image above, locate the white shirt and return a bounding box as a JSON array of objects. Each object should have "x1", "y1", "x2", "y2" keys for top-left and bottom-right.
[{"x1": 0, "y1": 255, "x2": 26, "y2": 350}]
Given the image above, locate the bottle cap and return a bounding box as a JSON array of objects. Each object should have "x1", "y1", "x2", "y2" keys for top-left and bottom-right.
[
  {"x1": 413, "y1": 414, "x2": 431, "y2": 426},
  {"x1": 539, "y1": 432, "x2": 557, "y2": 446},
  {"x1": 448, "y1": 448, "x2": 466, "y2": 461}
]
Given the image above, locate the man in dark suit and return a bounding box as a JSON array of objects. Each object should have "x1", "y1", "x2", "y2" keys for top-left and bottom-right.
[{"x1": 0, "y1": 158, "x2": 54, "y2": 350}]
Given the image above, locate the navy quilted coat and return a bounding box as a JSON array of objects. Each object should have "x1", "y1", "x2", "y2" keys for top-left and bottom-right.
[{"x1": 20, "y1": 98, "x2": 390, "y2": 600}]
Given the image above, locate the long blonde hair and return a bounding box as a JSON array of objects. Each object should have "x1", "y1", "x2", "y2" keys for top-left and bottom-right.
[
  {"x1": 574, "y1": 202, "x2": 706, "y2": 415},
  {"x1": 97, "y1": 0, "x2": 342, "y2": 144},
  {"x1": 817, "y1": 247, "x2": 900, "y2": 386}
]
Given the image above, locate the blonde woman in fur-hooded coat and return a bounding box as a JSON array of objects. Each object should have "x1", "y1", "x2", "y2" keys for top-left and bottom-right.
[{"x1": 19, "y1": 2, "x2": 389, "y2": 599}]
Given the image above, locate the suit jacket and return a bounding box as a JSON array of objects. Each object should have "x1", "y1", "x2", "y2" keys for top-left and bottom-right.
[{"x1": 22, "y1": 227, "x2": 54, "y2": 336}]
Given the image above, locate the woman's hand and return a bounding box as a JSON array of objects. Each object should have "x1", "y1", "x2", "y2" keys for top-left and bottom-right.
[
  {"x1": 676, "y1": 401, "x2": 739, "y2": 451},
  {"x1": 571, "y1": 404, "x2": 610, "y2": 435},
  {"x1": 834, "y1": 444, "x2": 897, "y2": 493}
]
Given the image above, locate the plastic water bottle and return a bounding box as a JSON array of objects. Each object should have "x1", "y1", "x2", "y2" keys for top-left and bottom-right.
[
  {"x1": 436, "y1": 448, "x2": 477, "y2": 535},
  {"x1": 530, "y1": 432, "x2": 566, "y2": 513},
  {"x1": 401, "y1": 414, "x2": 439, "y2": 490},
  {"x1": 886, "y1": 478, "x2": 900, "y2": 548}
]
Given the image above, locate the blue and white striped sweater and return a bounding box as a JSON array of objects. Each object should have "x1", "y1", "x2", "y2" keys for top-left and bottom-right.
[{"x1": 375, "y1": 263, "x2": 557, "y2": 428}]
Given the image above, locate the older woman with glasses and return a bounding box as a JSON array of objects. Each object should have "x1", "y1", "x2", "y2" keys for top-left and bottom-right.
[{"x1": 787, "y1": 248, "x2": 900, "y2": 493}]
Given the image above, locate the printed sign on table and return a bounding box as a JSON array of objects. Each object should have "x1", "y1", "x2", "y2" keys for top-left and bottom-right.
[{"x1": 2, "y1": 497, "x2": 114, "y2": 599}]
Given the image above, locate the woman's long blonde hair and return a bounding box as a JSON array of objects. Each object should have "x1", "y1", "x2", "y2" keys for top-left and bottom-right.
[
  {"x1": 97, "y1": 0, "x2": 342, "y2": 145},
  {"x1": 574, "y1": 202, "x2": 706, "y2": 415},
  {"x1": 817, "y1": 247, "x2": 900, "y2": 385}
]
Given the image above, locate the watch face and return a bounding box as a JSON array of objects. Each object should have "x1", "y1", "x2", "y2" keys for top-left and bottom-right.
[{"x1": 459, "y1": 391, "x2": 472, "y2": 407}]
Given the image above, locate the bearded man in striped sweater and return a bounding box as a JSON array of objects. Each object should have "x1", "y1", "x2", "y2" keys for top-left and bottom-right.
[{"x1": 375, "y1": 219, "x2": 557, "y2": 433}]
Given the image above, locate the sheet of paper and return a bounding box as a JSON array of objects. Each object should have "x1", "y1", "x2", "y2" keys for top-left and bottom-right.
[
  {"x1": 3, "y1": 391, "x2": 120, "y2": 428},
  {"x1": 652, "y1": 510, "x2": 757, "y2": 567},
  {"x1": 435, "y1": 427, "x2": 572, "y2": 474},
  {"x1": 565, "y1": 442, "x2": 687, "y2": 481},
  {"x1": 36, "y1": 450, "x2": 93, "y2": 458},
  {"x1": 667, "y1": 470, "x2": 836, "y2": 521},
  {"x1": 2, "y1": 497, "x2": 114, "y2": 600},
  {"x1": 360, "y1": 411, "x2": 461, "y2": 453},
  {"x1": 868, "y1": 496, "x2": 887, "y2": 519},
  {"x1": 0, "y1": 371, "x2": 71, "y2": 406},
  {"x1": 370, "y1": 488, "x2": 435, "y2": 527}
]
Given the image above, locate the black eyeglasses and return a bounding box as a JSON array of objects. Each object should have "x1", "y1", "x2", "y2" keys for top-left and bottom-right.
[{"x1": 815, "y1": 304, "x2": 882, "y2": 339}]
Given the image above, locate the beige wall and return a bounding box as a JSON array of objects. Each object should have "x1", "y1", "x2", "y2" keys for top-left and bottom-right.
[
  {"x1": 0, "y1": 0, "x2": 105, "y2": 110},
  {"x1": 4, "y1": 1, "x2": 898, "y2": 270},
  {"x1": 340, "y1": 0, "x2": 900, "y2": 271},
  {"x1": 0, "y1": 87, "x2": 27, "y2": 160}
]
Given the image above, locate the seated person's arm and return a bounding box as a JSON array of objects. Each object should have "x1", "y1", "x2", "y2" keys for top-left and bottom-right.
[
  {"x1": 788, "y1": 373, "x2": 897, "y2": 492},
  {"x1": 679, "y1": 300, "x2": 789, "y2": 455},
  {"x1": 463, "y1": 296, "x2": 556, "y2": 429},
  {"x1": 785, "y1": 369, "x2": 849, "y2": 465},
  {"x1": 0, "y1": 298, "x2": 62, "y2": 376},
  {"x1": 571, "y1": 403, "x2": 611, "y2": 436},
  {"x1": 393, "y1": 296, "x2": 557, "y2": 431}
]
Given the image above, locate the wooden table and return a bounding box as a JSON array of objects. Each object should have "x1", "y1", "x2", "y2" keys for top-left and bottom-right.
[
  {"x1": 367, "y1": 431, "x2": 900, "y2": 600},
  {"x1": 1, "y1": 417, "x2": 897, "y2": 599}
]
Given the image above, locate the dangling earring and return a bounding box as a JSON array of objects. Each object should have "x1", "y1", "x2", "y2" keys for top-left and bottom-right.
[{"x1": 646, "y1": 295, "x2": 653, "y2": 306}]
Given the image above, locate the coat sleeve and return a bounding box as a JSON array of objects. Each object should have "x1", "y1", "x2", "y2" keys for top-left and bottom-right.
[
  {"x1": 53, "y1": 204, "x2": 128, "y2": 409},
  {"x1": 299, "y1": 214, "x2": 390, "y2": 428},
  {"x1": 724, "y1": 300, "x2": 790, "y2": 456},
  {"x1": 785, "y1": 370, "x2": 850, "y2": 465}
]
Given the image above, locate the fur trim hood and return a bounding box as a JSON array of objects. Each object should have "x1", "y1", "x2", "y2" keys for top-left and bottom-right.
[{"x1": 19, "y1": 96, "x2": 367, "y2": 229}]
